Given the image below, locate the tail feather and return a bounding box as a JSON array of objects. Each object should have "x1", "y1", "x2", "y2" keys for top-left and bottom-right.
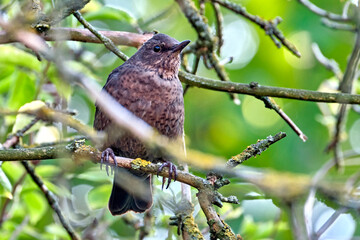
[{"x1": 108, "y1": 171, "x2": 152, "y2": 215}]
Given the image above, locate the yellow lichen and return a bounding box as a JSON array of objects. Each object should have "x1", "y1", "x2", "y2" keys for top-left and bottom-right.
[
  {"x1": 182, "y1": 215, "x2": 204, "y2": 239},
  {"x1": 131, "y1": 158, "x2": 151, "y2": 168},
  {"x1": 73, "y1": 143, "x2": 100, "y2": 164}
]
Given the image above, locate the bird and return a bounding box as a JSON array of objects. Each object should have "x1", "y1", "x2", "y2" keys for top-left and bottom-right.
[{"x1": 94, "y1": 33, "x2": 190, "y2": 215}]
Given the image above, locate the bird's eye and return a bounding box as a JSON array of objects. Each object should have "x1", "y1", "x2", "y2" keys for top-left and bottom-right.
[{"x1": 153, "y1": 45, "x2": 161, "y2": 52}]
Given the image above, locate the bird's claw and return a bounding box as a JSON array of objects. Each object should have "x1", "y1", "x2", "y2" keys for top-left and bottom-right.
[
  {"x1": 157, "y1": 161, "x2": 177, "y2": 190},
  {"x1": 100, "y1": 148, "x2": 117, "y2": 176}
]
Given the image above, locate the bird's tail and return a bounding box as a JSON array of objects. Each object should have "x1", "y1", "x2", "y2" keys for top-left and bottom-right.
[{"x1": 108, "y1": 170, "x2": 152, "y2": 215}]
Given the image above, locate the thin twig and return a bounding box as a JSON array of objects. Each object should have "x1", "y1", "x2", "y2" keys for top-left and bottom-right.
[
  {"x1": 0, "y1": 106, "x2": 99, "y2": 144},
  {"x1": 312, "y1": 43, "x2": 343, "y2": 80},
  {"x1": 175, "y1": 0, "x2": 240, "y2": 104},
  {"x1": 33, "y1": 0, "x2": 90, "y2": 27},
  {"x1": 211, "y1": 1, "x2": 224, "y2": 55},
  {"x1": 321, "y1": 18, "x2": 356, "y2": 32},
  {"x1": 0, "y1": 27, "x2": 154, "y2": 47},
  {"x1": 315, "y1": 207, "x2": 348, "y2": 239},
  {"x1": 0, "y1": 111, "x2": 78, "y2": 239},
  {"x1": 73, "y1": 11, "x2": 129, "y2": 61},
  {"x1": 339, "y1": 26, "x2": 360, "y2": 93},
  {"x1": 304, "y1": 150, "x2": 360, "y2": 237},
  {"x1": 289, "y1": 201, "x2": 308, "y2": 240},
  {"x1": 9, "y1": 216, "x2": 29, "y2": 240},
  {"x1": 327, "y1": 15, "x2": 360, "y2": 167},
  {"x1": 0, "y1": 172, "x2": 26, "y2": 225},
  {"x1": 2, "y1": 117, "x2": 40, "y2": 149},
  {"x1": 206, "y1": 51, "x2": 241, "y2": 104},
  {"x1": 21, "y1": 160, "x2": 79, "y2": 240},
  {"x1": 139, "y1": 210, "x2": 153, "y2": 240},
  {"x1": 213, "y1": 0, "x2": 301, "y2": 57},
  {"x1": 226, "y1": 132, "x2": 287, "y2": 168},
  {"x1": 297, "y1": 0, "x2": 351, "y2": 22},
  {"x1": 258, "y1": 96, "x2": 307, "y2": 141},
  {"x1": 183, "y1": 55, "x2": 200, "y2": 95}
]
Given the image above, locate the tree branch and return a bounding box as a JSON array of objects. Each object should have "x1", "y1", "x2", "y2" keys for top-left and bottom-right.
[
  {"x1": 212, "y1": 0, "x2": 301, "y2": 57},
  {"x1": 226, "y1": 132, "x2": 287, "y2": 168},
  {"x1": 0, "y1": 141, "x2": 235, "y2": 238},
  {"x1": 327, "y1": 11, "x2": 360, "y2": 167},
  {"x1": 73, "y1": 11, "x2": 129, "y2": 61},
  {"x1": 21, "y1": 160, "x2": 80, "y2": 240},
  {"x1": 0, "y1": 130, "x2": 288, "y2": 240},
  {"x1": 0, "y1": 106, "x2": 100, "y2": 144},
  {"x1": 2, "y1": 26, "x2": 357, "y2": 106},
  {"x1": 0, "y1": 112, "x2": 79, "y2": 240},
  {"x1": 312, "y1": 43, "x2": 343, "y2": 81},
  {"x1": 296, "y1": 0, "x2": 351, "y2": 22},
  {"x1": 0, "y1": 27, "x2": 153, "y2": 47},
  {"x1": 179, "y1": 71, "x2": 360, "y2": 104}
]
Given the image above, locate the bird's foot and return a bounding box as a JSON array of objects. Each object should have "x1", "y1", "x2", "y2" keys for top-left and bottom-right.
[
  {"x1": 157, "y1": 161, "x2": 177, "y2": 190},
  {"x1": 101, "y1": 148, "x2": 117, "y2": 176}
]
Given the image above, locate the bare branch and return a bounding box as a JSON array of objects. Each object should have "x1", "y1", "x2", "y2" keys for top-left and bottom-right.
[
  {"x1": 30, "y1": 0, "x2": 90, "y2": 28},
  {"x1": 175, "y1": 0, "x2": 240, "y2": 104},
  {"x1": 0, "y1": 115, "x2": 79, "y2": 240},
  {"x1": 179, "y1": 71, "x2": 360, "y2": 104},
  {"x1": 297, "y1": 0, "x2": 351, "y2": 22},
  {"x1": 321, "y1": 18, "x2": 356, "y2": 32},
  {"x1": 312, "y1": 43, "x2": 343, "y2": 80},
  {"x1": 21, "y1": 160, "x2": 79, "y2": 240},
  {"x1": 327, "y1": 14, "x2": 360, "y2": 167},
  {"x1": 257, "y1": 96, "x2": 307, "y2": 141},
  {"x1": 315, "y1": 207, "x2": 348, "y2": 239},
  {"x1": 0, "y1": 106, "x2": 100, "y2": 144},
  {"x1": 0, "y1": 27, "x2": 153, "y2": 47},
  {"x1": 211, "y1": 1, "x2": 224, "y2": 55},
  {"x1": 213, "y1": 0, "x2": 301, "y2": 57},
  {"x1": 73, "y1": 11, "x2": 129, "y2": 61},
  {"x1": 227, "y1": 132, "x2": 287, "y2": 168}
]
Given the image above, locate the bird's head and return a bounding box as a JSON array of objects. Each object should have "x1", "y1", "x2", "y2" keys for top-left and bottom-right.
[{"x1": 128, "y1": 33, "x2": 190, "y2": 80}]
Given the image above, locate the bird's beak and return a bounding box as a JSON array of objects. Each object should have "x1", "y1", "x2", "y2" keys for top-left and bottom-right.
[{"x1": 172, "y1": 40, "x2": 191, "y2": 52}]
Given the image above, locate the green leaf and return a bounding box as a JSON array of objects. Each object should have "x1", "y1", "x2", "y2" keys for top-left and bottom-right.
[
  {"x1": 241, "y1": 215, "x2": 278, "y2": 239},
  {"x1": 35, "y1": 165, "x2": 61, "y2": 178},
  {"x1": 0, "y1": 65, "x2": 14, "y2": 94},
  {"x1": 0, "y1": 73, "x2": 12, "y2": 94},
  {"x1": 2, "y1": 162, "x2": 23, "y2": 183},
  {"x1": 88, "y1": 184, "x2": 111, "y2": 209},
  {"x1": 43, "y1": 179, "x2": 71, "y2": 198},
  {"x1": 6, "y1": 71, "x2": 37, "y2": 111},
  {"x1": 0, "y1": 46, "x2": 41, "y2": 71},
  {"x1": 44, "y1": 224, "x2": 70, "y2": 239},
  {"x1": 47, "y1": 65, "x2": 73, "y2": 100},
  {"x1": 76, "y1": 168, "x2": 112, "y2": 183},
  {"x1": 22, "y1": 191, "x2": 47, "y2": 224},
  {"x1": 12, "y1": 100, "x2": 46, "y2": 134},
  {"x1": 33, "y1": 126, "x2": 61, "y2": 145},
  {"x1": 83, "y1": 6, "x2": 134, "y2": 23},
  {"x1": 0, "y1": 167, "x2": 12, "y2": 199}
]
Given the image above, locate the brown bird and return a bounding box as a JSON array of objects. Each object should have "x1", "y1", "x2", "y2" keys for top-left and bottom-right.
[{"x1": 94, "y1": 33, "x2": 190, "y2": 215}]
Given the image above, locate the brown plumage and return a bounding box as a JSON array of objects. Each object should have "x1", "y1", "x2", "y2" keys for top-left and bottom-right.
[{"x1": 94, "y1": 33, "x2": 190, "y2": 215}]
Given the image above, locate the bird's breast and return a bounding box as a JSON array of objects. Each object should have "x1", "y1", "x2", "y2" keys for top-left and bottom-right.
[{"x1": 123, "y1": 74, "x2": 184, "y2": 138}]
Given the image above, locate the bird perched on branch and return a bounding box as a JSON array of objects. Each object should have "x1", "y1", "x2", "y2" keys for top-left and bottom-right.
[{"x1": 94, "y1": 33, "x2": 190, "y2": 215}]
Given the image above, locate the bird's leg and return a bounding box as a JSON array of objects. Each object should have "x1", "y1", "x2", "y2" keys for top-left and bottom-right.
[
  {"x1": 157, "y1": 161, "x2": 177, "y2": 190},
  {"x1": 101, "y1": 148, "x2": 117, "y2": 176}
]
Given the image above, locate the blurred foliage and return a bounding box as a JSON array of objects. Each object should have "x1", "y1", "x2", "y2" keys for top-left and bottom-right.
[{"x1": 0, "y1": 0, "x2": 359, "y2": 239}]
